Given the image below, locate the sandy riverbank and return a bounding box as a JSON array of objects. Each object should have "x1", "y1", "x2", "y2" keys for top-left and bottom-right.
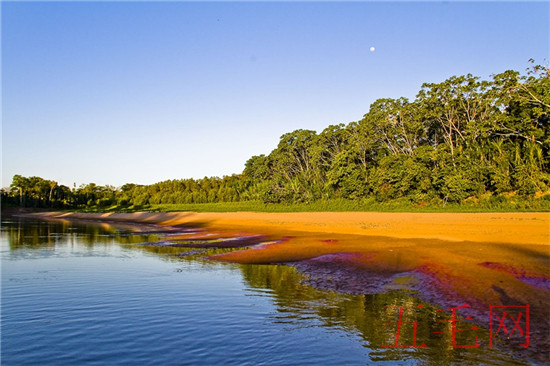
[{"x1": 29, "y1": 211, "x2": 550, "y2": 245}]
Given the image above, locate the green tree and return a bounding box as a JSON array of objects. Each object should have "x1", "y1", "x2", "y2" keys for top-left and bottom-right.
[{"x1": 10, "y1": 175, "x2": 29, "y2": 207}]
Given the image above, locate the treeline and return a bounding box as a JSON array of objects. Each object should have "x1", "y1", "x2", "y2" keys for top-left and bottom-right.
[
  {"x1": 3, "y1": 62, "x2": 549, "y2": 210},
  {"x1": 2, "y1": 176, "x2": 119, "y2": 209},
  {"x1": 1, "y1": 174, "x2": 252, "y2": 209}
]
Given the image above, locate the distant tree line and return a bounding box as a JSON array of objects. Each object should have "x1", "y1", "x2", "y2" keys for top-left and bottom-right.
[{"x1": 3, "y1": 62, "x2": 549, "y2": 209}]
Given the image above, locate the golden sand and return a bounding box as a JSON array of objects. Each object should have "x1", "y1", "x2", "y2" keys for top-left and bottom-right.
[{"x1": 32, "y1": 211, "x2": 550, "y2": 245}]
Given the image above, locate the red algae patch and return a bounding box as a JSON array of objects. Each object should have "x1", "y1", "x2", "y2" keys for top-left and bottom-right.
[
  {"x1": 479, "y1": 261, "x2": 550, "y2": 291},
  {"x1": 306, "y1": 252, "x2": 376, "y2": 264},
  {"x1": 479, "y1": 261, "x2": 550, "y2": 279},
  {"x1": 208, "y1": 236, "x2": 335, "y2": 264}
]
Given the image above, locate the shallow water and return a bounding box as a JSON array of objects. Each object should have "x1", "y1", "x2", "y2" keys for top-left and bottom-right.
[{"x1": 1, "y1": 217, "x2": 536, "y2": 365}]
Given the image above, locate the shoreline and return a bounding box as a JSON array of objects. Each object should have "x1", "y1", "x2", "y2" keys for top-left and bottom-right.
[
  {"x1": 15, "y1": 210, "x2": 550, "y2": 360},
  {"x1": 25, "y1": 210, "x2": 550, "y2": 245}
]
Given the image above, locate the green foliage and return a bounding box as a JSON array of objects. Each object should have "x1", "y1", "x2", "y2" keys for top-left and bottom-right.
[{"x1": 4, "y1": 62, "x2": 549, "y2": 213}]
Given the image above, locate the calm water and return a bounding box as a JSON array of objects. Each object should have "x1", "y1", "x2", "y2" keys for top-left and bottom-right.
[{"x1": 1, "y1": 217, "x2": 532, "y2": 365}]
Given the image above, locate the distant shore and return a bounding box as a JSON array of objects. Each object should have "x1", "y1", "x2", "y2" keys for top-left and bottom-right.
[{"x1": 27, "y1": 210, "x2": 550, "y2": 245}]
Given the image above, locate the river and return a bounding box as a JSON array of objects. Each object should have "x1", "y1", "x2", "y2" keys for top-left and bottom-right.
[{"x1": 1, "y1": 216, "x2": 537, "y2": 365}]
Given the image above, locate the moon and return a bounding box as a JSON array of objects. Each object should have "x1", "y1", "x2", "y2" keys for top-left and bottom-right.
[{"x1": 369, "y1": 46, "x2": 375, "y2": 52}]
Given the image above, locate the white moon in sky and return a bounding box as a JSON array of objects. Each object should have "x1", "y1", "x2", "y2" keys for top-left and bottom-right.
[{"x1": 369, "y1": 46, "x2": 375, "y2": 52}]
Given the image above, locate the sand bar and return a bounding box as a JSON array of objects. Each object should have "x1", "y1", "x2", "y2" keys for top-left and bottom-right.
[{"x1": 29, "y1": 211, "x2": 550, "y2": 245}]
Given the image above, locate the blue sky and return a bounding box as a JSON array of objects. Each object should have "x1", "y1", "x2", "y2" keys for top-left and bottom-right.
[{"x1": 2, "y1": 1, "x2": 548, "y2": 188}]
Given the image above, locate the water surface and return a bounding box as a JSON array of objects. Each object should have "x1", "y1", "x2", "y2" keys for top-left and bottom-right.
[{"x1": 1, "y1": 217, "x2": 533, "y2": 365}]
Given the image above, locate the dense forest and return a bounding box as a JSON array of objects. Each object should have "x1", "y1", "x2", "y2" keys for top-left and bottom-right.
[{"x1": 3, "y1": 62, "x2": 549, "y2": 211}]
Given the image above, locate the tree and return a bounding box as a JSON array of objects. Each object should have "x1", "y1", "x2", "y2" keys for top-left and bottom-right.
[{"x1": 10, "y1": 175, "x2": 29, "y2": 207}]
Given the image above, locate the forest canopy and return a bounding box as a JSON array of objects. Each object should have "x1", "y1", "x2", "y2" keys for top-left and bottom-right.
[{"x1": 3, "y1": 62, "x2": 549, "y2": 211}]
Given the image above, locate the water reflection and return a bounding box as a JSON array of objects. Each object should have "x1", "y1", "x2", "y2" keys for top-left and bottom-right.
[
  {"x1": 2, "y1": 217, "x2": 161, "y2": 249},
  {"x1": 1, "y1": 216, "x2": 537, "y2": 365},
  {"x1": 238, "y1": 264, "x2": 530, "y2": 365}
]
